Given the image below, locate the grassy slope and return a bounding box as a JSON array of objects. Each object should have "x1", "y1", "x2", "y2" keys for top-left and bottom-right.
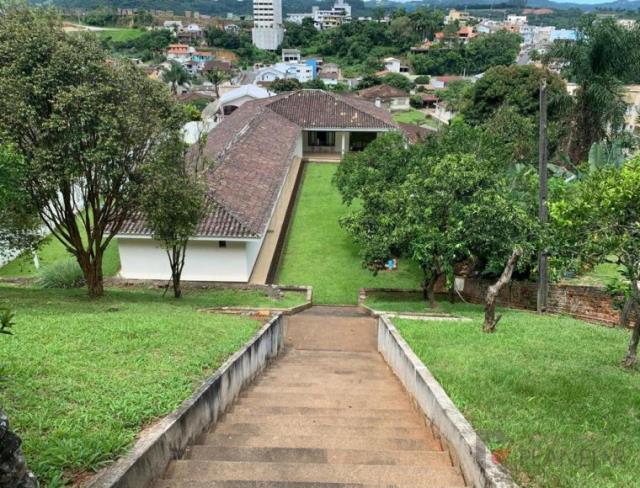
[
  {"x1": 0, "y1": 285, "x2": 303, "y2": 486},
  {"x1": 391, "y1": 300, "x2": 640, "y2": 488},
  {"x1": 276, "y1": 163, "x2": 423, "y2": 304},
  {"x1": 393, "y1": 109, "x2": 442, "y2": 130},
  {"x1": 0, "y1": 229, "x2": 120, "y2": 278},
  {"x1": 393, "y1": 108, "x2": 428, "y2": 124},
  {"x1": 94, "y1": 28, "x2": 145, "y2": 42}
]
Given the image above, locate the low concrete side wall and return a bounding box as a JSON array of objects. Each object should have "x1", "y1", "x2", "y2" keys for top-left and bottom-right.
[
  {"x1": 377, "y1": 316, "x2": 517, "y2": 488},
  {"x1": 86, "y1": 314, "x2": 285, "y2": 488}
]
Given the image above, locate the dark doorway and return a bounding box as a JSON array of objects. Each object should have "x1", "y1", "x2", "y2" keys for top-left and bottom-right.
[{"x1": 349, "y1": 132, "x2": 377, "y2": 151}]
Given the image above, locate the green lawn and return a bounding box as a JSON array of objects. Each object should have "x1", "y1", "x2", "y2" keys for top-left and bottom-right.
[
  {"x1": 393, "y1": 109, "x2": 443, "y2": 130},
  {"x1": 392, "y1": 300, "x2": 640, "y2": 488},
  {"x1": 0, "y1": 226, "x2": 120, "y2": 278},
  {"x1": 94, "y1": 28, "x2": 145, "y2": 42},
  {"x1": 393, "y1": 108, "x2": 428, "y2": 125},
  {"x1": 276, "y1": 163, "x2": 423, "y2": 304},
  {"x1": 0, "y1": 285, "x2": 301, "y2": 487}
]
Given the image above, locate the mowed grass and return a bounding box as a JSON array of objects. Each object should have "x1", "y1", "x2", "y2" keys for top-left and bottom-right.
[
  {"x1": 393, "y1": 108, "x2": 428, "y2": 124},
  {"x1": 0, "y1": 285, "x2": 298, "y2": 486},
  {"x1": 0, "y1": 231, "x2": 120, "y2": 278},
  {"x1": 94, "y1": 28, "x2": 145, "y2": 42},
  {"x1": 393, "y1": 109, "x2": 442, "y2": 130},
  {"x1": 393, "y1": 301, "x2": 640, "y2": 488},
  {"x1": 276, "y1": 163, "x2": 423, "y2": 304}
]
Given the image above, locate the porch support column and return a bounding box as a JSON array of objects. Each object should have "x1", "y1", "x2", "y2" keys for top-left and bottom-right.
[{"x1": 341, "y1": 132, "x2": 347, "y2": 156}]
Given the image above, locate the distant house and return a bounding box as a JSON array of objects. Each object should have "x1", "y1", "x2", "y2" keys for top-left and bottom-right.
[
  {"x1": 116, "y1": 90, "x2": 399, "y2": 283},
  {"x1": 319, "y1": 71, "x2": 339, "y2": 86},
  {"x1": 166, "y1": 44, "x2": 191, "y2": 63},
  {"x1": 254, "y1": 62, "x2": 315, "y2": 84},
  {"x1": 203, "y1": 84, "x2": 274, "y2": 117},
  {"x1": 192, "y1": 50, "x2": 215, "y2": 64},
  {"x1": 383, "y1": 57, "x2": 409, "y2": 74},
  {"x1": 431, "y1": 75, "x2": 465, "y2": 89},
  {"x1": 357, "y1": 84, "x2": 410, "y2": 111},
  {"x1": 282, "y1": 49, "x2": 302, "y2": 63},
  {"x1": 433, "y1": 101, "x2": 455, "y2": 125}
]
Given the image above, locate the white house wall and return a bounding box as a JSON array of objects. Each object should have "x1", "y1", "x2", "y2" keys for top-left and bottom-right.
[{"x1": 117, "y1": 237, "x2": 255, "y2": 282}]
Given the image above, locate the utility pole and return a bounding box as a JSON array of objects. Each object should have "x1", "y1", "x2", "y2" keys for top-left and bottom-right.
[{"x1": 537, "y1": 77, "x2": 549, "y2": 313}]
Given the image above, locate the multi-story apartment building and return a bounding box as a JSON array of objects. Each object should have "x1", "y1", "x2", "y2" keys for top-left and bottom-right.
[{"x1": 252, "y1": 0, "x2": 284, "y2": 50}]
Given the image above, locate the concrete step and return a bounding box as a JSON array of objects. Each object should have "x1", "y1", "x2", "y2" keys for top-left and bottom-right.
[
  {"x1": 228, "y1": 405, "x2": 417, "y2": 419},
  {"x1": 163, "y1": 460, "x2": 465, "y2": 487},
  {"x1": 211, "y1": 422, "x2": 428, "y2": 440},
  {"x1": 186, "y1": 446, "x2": 451, "y2": 467},
  {"x1": 155, "y1": 481, "x2": 388, "y2": 488},
  {"x1": 258, "y1": 372, "x2": 392, "y2": 382},
  {"x1": 237, "y1": 393, "x2": 409, "y2": 410},
  {"x1": 220, "y1": 413, "x2": 424, "y2": 429},
  {"x1": 248, "y1": 385, "x2": 406, "y2": 396},
  {"x1": 202, "y1": 433, "x2": 442, "y2": 451},
  {"x1": 254, "y1": 377, "x2": 400, "y2": 388}
]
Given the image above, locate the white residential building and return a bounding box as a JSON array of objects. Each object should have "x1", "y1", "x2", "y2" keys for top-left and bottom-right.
[
  {"x1": 383, "y1": 57, "x2": 409, "y2": 74},
  {"x1": 286, "y1": 0, "x2": 351, "y2": 30},
  {"x1": 507, "y1": 15, "x2": 527, "y2": 26},
  {"x1": 116, "y1": 91, "x2": 398, "y2": 283},
  {"x1": 252, "y1": 0, "x2": 284, "y2": 50},
  {"x1": 254, "y1": 62, "x2": 314, "y2": 83}
]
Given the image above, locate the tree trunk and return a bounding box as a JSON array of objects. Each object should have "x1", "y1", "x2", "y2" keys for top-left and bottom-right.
[
  {"x1": 168, "y1": 244, "x2": 187, "y2": 299},
  {"x1": 622, "y1": 322, "x2": 639, "y2": 369},
  {"x1": 619, "y1": 296, "x2": 634, "y2": 328},
  {"x1": 622, "y1": 279, "x2": 640, "y2": 368},
  {"x1": 422, "y1": 273, "x2": 437, "y2": 309},
  {"x1": 483, "y1": 248, "x2": 522, "y2": 333},
  {"x1": 78, "y1": 250, "x2": 104, "y2": 298}
]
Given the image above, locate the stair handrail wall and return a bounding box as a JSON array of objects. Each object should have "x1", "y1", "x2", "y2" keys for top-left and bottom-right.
[
  {"x1": 377, "y1": 315, "x2": 518, "y2": 488},
  {"x1": 86, "y1": 313, "x2": 285, "y2": 488}
]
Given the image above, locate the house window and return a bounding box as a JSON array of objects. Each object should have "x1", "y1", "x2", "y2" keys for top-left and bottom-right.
[
  {"x1": 308, "y1": 131, "x2": 336, "y2": 147},
  {"x1": 219, "y1": 241, "x2": 227, "y2": 248}
]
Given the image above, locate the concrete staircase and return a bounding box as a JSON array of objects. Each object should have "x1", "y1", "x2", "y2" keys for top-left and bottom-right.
[{"x1": 153, "y1": 307, "x2": 467, "y2": 488}]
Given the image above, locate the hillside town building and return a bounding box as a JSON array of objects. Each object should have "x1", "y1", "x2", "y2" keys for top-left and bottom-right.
[{"x1": 252, "y1": 0, "x2": 284, "y2": 50}]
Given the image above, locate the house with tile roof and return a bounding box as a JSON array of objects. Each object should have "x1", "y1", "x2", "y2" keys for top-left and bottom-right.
[
  {"x1": 357, "y1": 84, "x2": 411, "y2": 111},
  {"x1": 116, "y1": 90, "x2": 399, "y2": 283}
]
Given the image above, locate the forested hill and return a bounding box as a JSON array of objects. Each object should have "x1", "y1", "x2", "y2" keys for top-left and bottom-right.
[
  {"x1": 50, "y1": 0, "x2": 640, "y2": 16},
  {"x1": 51, "y1": 0, "x2": 372, "y2": 16}
]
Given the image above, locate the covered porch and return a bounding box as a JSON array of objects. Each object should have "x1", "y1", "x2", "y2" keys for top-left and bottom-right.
[{"x1": 302, "y1": 129, "x2": 381, "y2": 160}]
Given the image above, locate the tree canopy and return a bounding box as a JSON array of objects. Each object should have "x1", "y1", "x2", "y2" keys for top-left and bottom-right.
[
  {"x1": 409, "y1": 30, "x2": 521, "y2": 76},
  {"x1": 546, "y1": 16, "x2": 640, "y2": 162},
  {"x1": 550, "y1": 157, "x2": 640, "y2": 367},
  {"x1": 0, "y1": 5, "x2": 184, "y2": 296}
]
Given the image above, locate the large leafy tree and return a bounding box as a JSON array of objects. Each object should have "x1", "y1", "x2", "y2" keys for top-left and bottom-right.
[
  {"x1": 141, "y1": 135, "x2": 206, "y2": 299},
  {"x1": 0, "y1": 5, "x2": 184, "y2": 297},
  {"x1": 546, "y1": 16, "x2": 640, "y2": 163},
  {"x1": 550, "y1": 157, "x2": 640, "y2": 368},
  {"x1": 335, "y1": 132, "x2": 537, "y2": 309},
  {"x1": 461, "y1": 65, "x2": 570, "y2": 125},
  {"x1": 0, "y1": 145, "x2": 39, "y2": 260}
]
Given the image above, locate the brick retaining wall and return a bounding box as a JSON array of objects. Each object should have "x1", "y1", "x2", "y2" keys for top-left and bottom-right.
[{"x1": 459, "y1": 278, "x2": 636, "y2": 328}]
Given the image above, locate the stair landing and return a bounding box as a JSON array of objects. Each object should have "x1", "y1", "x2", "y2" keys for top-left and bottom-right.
[{"x1": 153, "y1": 306, "x2": 467, "y2": 488}]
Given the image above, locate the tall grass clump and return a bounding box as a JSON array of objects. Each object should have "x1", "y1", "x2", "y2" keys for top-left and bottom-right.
[{"x1": 37, "y1": 259, "x2": 85, "y2": 289}]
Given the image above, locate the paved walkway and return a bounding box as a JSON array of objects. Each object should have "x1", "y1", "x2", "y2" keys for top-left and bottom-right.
[{"x1": 154, "y1": 306, "x2": 466, "y2": 487}]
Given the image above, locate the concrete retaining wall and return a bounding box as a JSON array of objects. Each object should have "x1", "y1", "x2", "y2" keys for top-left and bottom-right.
[
  {"x1": 377, "y1": 316, "x2": 517, "y2": 488},
  {"x1": 86, "y1": 314, "x2": 285, "y2": 488}
]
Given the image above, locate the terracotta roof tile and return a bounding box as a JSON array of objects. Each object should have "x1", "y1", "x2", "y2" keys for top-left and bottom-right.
[
  {"x1": 266, "y1": 90, "x2": 397, "y2": 130},
  {"x1": 358, "y1": 84, "x2": 409, "y2": 101},
  {"x1": 119, "y1": 90, "x2": 398, "y2": 239}
]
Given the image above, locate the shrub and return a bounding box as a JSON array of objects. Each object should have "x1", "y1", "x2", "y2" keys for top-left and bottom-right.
[
  {"x1": 410, "y1": 95, "x2": 424, "y2": 109},
  {"x1": 414, "y1": 75, "x2": 430, "y2": 85},
  {"x1": 37, "y1": 259, "x2": 85, "y2": 289}
]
